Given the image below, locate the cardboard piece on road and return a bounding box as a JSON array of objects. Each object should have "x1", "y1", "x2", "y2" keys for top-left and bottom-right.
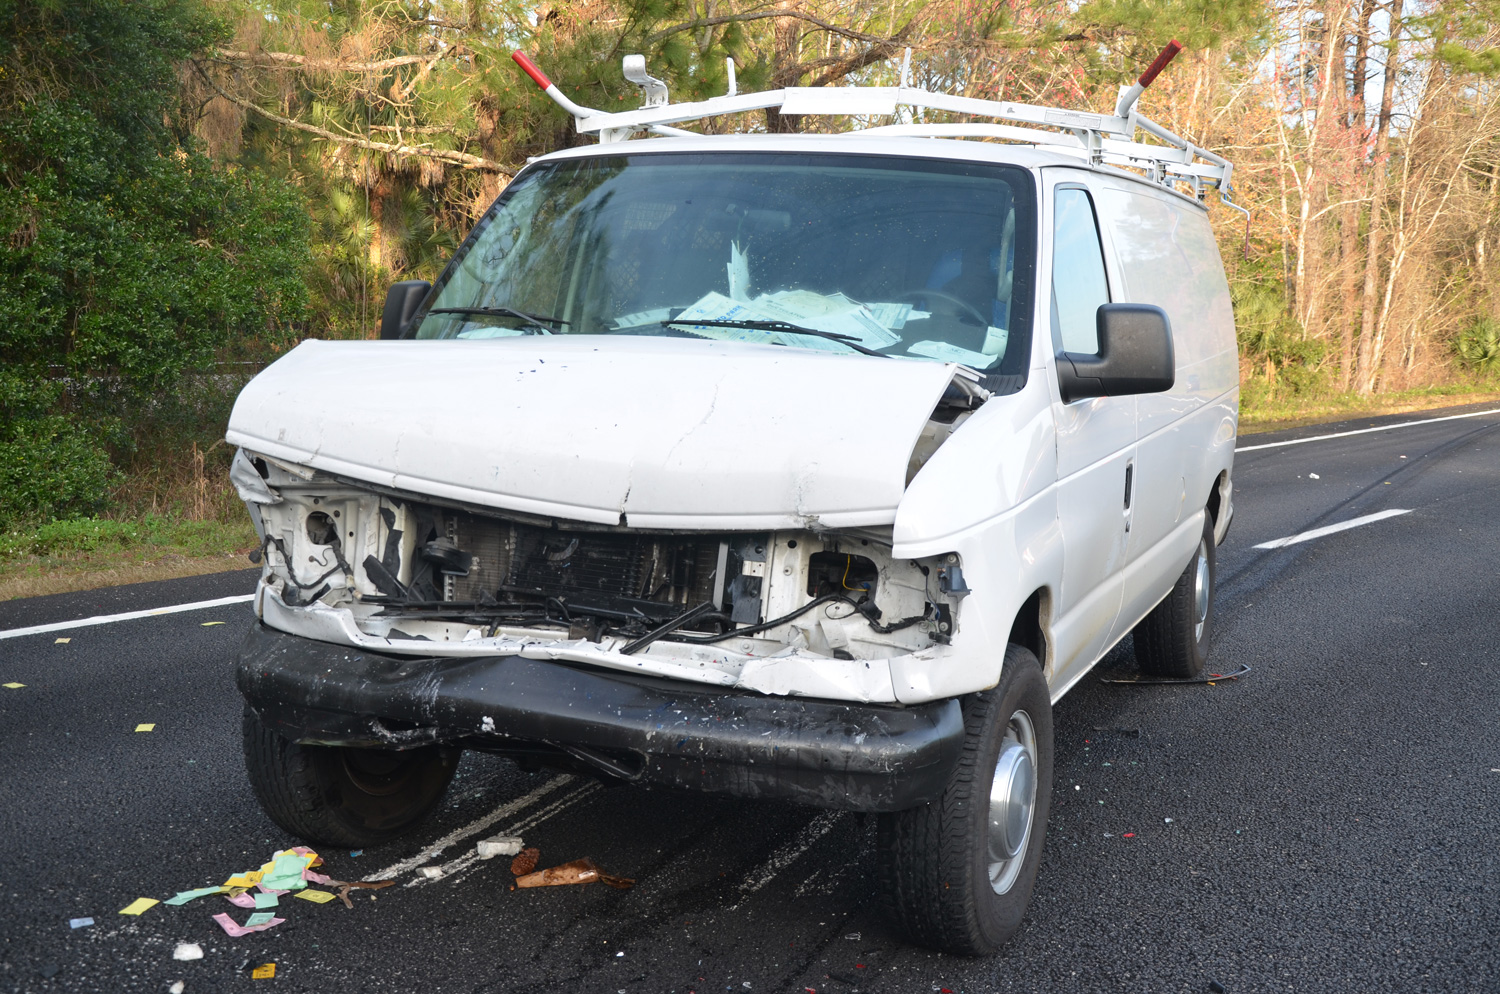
[
  {"x1": 134, "y1": 723, "x2": 155, "y2": 733},
  {"x1": 294, "y1": 888, "x2": 336, "y2": 904},
  {"x1": 513, "y1": 858, "x2": 634, "y2": 890},
  {"x1": 252, "y1": 891, "x2": 279, "y2": 909},
  {"x1": 252, "y1": 963, "x2": 276, "y2": 979},
  {"x1": 164, "y1": 886, "x2": 228, "y2": 906},
  {"x1": 212, "y1": 912, "x2": 284, "y2": 937},
  {"x1": 119, "y1": 898, "x2": 159, "y2": 915}
]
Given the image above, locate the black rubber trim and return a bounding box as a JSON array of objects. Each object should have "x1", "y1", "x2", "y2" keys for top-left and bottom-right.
[{"x1": 236, "y1": 624, "x2": 964, "y2": 812}]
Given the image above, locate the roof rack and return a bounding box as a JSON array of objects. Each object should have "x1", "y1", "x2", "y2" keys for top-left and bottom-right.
[{"x1": 512, "y1": 41, "x2": 1245, "y2": 211}]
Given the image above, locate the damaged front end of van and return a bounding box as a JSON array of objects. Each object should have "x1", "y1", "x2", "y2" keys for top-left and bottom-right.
[{"x1": 228, "y1": 338, "x2": 1011, "y2": 811}]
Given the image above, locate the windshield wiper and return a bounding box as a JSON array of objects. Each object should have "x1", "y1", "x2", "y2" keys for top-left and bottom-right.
[
  {"x1": 427, "y1": 306, "x2": 565, "y2": 335},
  {"x1": 662, "y1": 318, "x2": 888, "y2": 357}
]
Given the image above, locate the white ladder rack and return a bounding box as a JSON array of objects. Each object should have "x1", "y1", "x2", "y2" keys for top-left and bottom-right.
[{"x1": 511, "y1": 42, "x2": 1242, "y2": 208}]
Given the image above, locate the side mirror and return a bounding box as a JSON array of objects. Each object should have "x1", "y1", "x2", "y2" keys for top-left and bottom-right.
[
  {"x1": 379, "y1": 280, "x2": 432, "y2": 340},
  {"x1": 1056, "y1": 303, "x2": 1175, "y2": 403}
]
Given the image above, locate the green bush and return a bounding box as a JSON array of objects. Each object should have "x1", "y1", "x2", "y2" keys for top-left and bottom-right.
[
  {"x1": 0, "y1": 417, "x2": 118, "y2": 526},
  {"x1": 1455, "y1": 318, "x2": 1500, "y2": 373}
]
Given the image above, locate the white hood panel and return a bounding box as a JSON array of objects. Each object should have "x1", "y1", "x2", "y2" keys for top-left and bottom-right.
[{"x1": 226, "y1": 337, "x2": 961, "y2": 529}]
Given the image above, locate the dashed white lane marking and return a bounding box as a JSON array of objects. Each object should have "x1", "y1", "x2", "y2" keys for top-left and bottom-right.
[
  {"x1": 370, "y1": 775, "x2": 575, "y2": 881},
  {"x1": 0, "y1": 593, "x2": 255, "y2": 641},
  {"x1": 418, "y1": 781, "x2": 604, "y2": 887},
  {"x1": 729, "y1": 811, "x2": 845, "y2": 908},
  {"x1": 1252, "y1": 508, "x2": 1412, "y2": 550},
  {"x1": 1236, "y1": 408, "x2": 1500, "y2": 453}
]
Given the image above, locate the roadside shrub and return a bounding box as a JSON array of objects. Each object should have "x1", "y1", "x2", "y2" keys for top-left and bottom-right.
[
  {"x1": 0, "y1": 416, "x2": 118, "y2": 526},
  {"x1": 1455, "y1": 318, "x2": 1500, "y2": 373}
]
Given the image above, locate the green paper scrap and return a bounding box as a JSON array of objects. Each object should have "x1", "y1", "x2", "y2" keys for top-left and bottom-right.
[
  {"x1": 252, "y1": 891, "x2": 279, "y2": 909},
  {"x1": 294, "y1": 888, "x2": 335, "y2": 904},
  {"x1": 119, "y1": 897, "x2": 159, "y2": 915},
  {"x1": 165, "y1": 886, "x2": 228, "y2": 906},
  {"x1": 260, "y1": 852, "x2": 310, "y2": 891},
  {"x1": 245, "y1": 911, "x2": 276, "y2": 927}
]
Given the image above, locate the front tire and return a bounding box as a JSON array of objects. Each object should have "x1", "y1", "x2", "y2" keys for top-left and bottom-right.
[
  {"x1": 877, "y1": 644, "x2": 1053, "y2": 955},
  {"x1": 1133, "y1": 511, "x2": 1217, "y2": 678},
  {"x1": 242, "y1": 706, "x2": 460, "y2": 847}
]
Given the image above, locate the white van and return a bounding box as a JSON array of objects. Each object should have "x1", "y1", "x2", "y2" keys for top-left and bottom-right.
[{"x1": 227, "y1": 52, "x2": 1238, "y2": 955}]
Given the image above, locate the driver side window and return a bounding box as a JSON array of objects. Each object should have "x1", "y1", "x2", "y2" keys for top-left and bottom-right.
[{"x1": 1050, "y1": 187, "x2": 1110, "y2": 355}]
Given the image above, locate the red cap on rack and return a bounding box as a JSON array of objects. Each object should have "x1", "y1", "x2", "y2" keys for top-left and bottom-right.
[
  {"x1": 1137, "y1": 40, "x2": 1182, "y2": 88},
  {"x1": 512, "y1": 50, "x2": 552, "y2": 90}
]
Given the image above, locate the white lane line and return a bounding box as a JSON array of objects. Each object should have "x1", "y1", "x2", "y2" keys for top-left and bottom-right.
[
  {"x1": 417, "y1": 781, "x2": 604, "y2": 887},
  {"x1": 1252, "y1": 508, "x2": 1412, "y2": 550},
  {"x1": 1237, "y1": 407, "x2": 1500, "y2": 453},
  {"x1": 368, "y1": 775, "x2": 575, "y2": 881},
  {"x1": 730, "y1": 811, "x2": 845, "y2": 908},
  {"x1": 0, "y1": 593, "x2": 255, "y2": 641}
]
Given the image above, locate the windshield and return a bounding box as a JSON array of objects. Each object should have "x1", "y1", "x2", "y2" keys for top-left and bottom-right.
[{"x1": 413, "y1": 152, "x2": 1036, "y2": 375}]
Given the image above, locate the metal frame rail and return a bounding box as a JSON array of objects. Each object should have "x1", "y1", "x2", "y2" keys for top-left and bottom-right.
[{"x1": 511, "y1": 41, "x2": 1244, "y2": 211}]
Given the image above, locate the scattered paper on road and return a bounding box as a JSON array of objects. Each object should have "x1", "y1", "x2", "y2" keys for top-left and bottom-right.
[
  {"x1": 252, "y1": 891, "x2": 279, "y2": 909},
  {"x1": 55, "y1": 638, "x2": 70, "y2": 644},
  {"x1": 119, "y1": 898, "x2": 159, "y2": 915},
  {"x1": 201, "y1": 621, "x2": 226, "y2": 627},
  {"x1": 68, "y1": 917, "x2": 93, "y2": 929},
  {"x1": 226, "y1": 891, "x2": 257, "y2": 908},
  {"x1": 251, "y1": 963, "x2": 276, "y2": 979},
  {"x1": 164, "y1": 886, "x2": 228, "y2": 905},
  {"x1": 212, "y1": 911, "x2": 284, "y2": 936},
  {"x1": 260, "y1": 850, "x2": 314, "y2": 891},
  {"x1": 2, "y1": 682, "x2": 22, "y2": 689},
  {"x1": 294, "y1": 888, "x2": 335, "y2": 904},
  {"x1": 135, "y1": 723, "x2": 155, "y2": 733}
]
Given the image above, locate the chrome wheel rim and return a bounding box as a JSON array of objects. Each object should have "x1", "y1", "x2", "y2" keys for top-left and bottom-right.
[
  {"x1": 1193, "y1": 538, "x2": 1211, "y2": 642},
  {"x1": 987, "y1": 709, "x2": 1038, "y2": 895}
]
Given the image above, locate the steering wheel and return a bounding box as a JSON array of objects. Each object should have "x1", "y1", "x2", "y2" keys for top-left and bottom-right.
[{"x1": 894, "y1": 289, "x2": 990, "y2": 329}]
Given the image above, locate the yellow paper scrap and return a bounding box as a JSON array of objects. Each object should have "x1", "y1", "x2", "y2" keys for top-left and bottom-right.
[
  {"x1": 55, "y1": 637, "x2": 71, "y2": 643},
  {"x1": 294, "y1": 888, "x2": 335, "y2": 904},
  {"x1": 118, "y1": 897, "x2": 159, "y2": 916},
  {"x1": 3, "y1": 683, "x2": 23, "y2": 689},
  {"x1": 222, "y1": 872, "x2": 263, "y2": 889},
  {"x1": 251, "y1": 963, "x2": 276, "y2": 979},
  {"x1": 135, "y1": 723, "x2": 155, "y2": 732},
  {"x1": 201, "y1": 621, "x2": 226, "y2": 627}
]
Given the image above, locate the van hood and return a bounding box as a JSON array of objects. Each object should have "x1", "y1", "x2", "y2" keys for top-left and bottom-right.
[{"x1": 226, "y1": 336, "x2": 972, "y2": 529}]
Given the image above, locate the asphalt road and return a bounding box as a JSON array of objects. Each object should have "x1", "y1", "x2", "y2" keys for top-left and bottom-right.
[{"x1": 2, "y1": 402, "x2": 1498, "y2": 994}]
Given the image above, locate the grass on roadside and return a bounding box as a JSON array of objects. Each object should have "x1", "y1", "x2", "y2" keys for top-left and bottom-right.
[
  {"x1": 0, "y1": 515, "x2": 258, "y2": 601},
  {"x1": 1238, "y1": 383, "x2": 1500, "y2": 433}
]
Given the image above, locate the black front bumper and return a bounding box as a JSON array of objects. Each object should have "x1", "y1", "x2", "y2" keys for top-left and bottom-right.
[{"x1": 236, "y1": 624, "x2": 964, "y2": 812}]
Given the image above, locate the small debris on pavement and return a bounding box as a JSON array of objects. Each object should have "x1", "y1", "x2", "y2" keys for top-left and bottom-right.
[
  {"x1": 1164, "y1": 817, "x2": 1174, "y2": 823},
  {"x1": 55, "y1": 638, "x2": 70, "y2": 644},
  {"x1": 135, "y1": 723, "x2": 155, "y2": 732},
  {"x1": 213, "y1": 912, "x2": 285, "y2": 937},
  {"x1": 510, "y1": 847, "x2": 541, "y2": 876},
  {"x1": 1123, "y1": 833, "x2": 1135, "y2": 838},
  {"x1": 68, "y1": 917, "x2": 93, "y2": 929},
  {"x1": 349, "y1": 850, "x2": 363, "y2": 857},
  {"x1": 251, "y1": 963, "x2": 276, "y2": 979},
  {"x1": 119, "y1": 897, "x2": 159, "y2": 915},
  {"x1": 1208, "y1": 981, "x2": 1227, "y2": 993},
  {"x1": 201, "y1": 621, "x2": 226, "y2": 627},
  {"x1": 2, "y1": 682, "x2": 23, "y2": 689},
  {"x1": 1309, "y1": 473, "x2": 1320, "y2": 479},
  {"x1": 165, "y1": 887, "x2": 228, "y2": 906},
  {"x1": 419, "y1": 866, "x2": 443, "y2": 879},
  {"x1": 514, "y1": 857, "x2": 634, "y2": 890},
  {"x1": 477, "y1": 835, "x2": 525, "y2": 859},
  {"x1": 294, "y1": 888, "x2": 336, "y2": 904},
  {"x1": 172, "y1": 943, "x2": 204, "y2": 961},
  {"x1": 169, "y1": 982, "x2": 185, "y2": 994}
]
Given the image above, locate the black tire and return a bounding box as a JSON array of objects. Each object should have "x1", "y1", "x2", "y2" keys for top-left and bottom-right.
[
  {"x1": 1133, "y1": 511, "x2": 1217, "y2": 678},
  {"x1": 877, "y1": 645, "x2": 1053, "y2": 955},
  {"x1": 242, "y1": 706, "x2": 460, "y2": 847}
]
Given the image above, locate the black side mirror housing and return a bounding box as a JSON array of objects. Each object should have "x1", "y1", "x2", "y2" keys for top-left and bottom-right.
[
  {"x1": 379, "y1": 280, "x2": 432, "y2": 340},
  {"x1": 1056, "y1": 303, "x2": 1175, "y2": 403}
]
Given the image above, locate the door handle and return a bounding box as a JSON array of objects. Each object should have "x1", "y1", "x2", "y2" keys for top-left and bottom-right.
[{"x1": 1123, "y1": 461, "x2": 1134, "y2": 532}]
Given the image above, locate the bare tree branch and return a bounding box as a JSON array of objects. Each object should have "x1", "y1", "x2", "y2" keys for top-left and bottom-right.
[
  {"x1": 646, "y1": 10, "x2": 889, "y2": 47},
  {"x1": 214, "y1": 48, "x2": 438, "y2": 74},
  {"x1": 195, "y1": 65, "x2": 508, "y2": 174}
]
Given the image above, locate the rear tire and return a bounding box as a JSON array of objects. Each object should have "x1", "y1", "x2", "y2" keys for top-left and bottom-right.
[
  {"x1": 242, "y1": 706, "x2": 460, "y2": 847},
  {"x1": 1133, "y1": 512, "x2": 1217, "y2": 678},
  {"x1": 877, "y1": 644, "x2": 1053, "y2": 955}
]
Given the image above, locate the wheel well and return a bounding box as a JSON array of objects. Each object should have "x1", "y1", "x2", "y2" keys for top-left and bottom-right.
[
  {"x1": 1007, "y1": 589, "x2": 1048, "y2": 670},
  {"x1": 1206, "y1": 470, "x2": 1227, "y2": 526}
]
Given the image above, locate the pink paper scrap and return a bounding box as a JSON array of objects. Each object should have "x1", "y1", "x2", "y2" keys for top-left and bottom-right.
[
  {"x1": 211, "y1": 912, "x2": 285, "y2": 937},
  {"x1": 226, "y1": 892, "x2": 257, "y2": 909},
  {"x1": 303, "y1": 869, "x2": 334, "y2": 885}
]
